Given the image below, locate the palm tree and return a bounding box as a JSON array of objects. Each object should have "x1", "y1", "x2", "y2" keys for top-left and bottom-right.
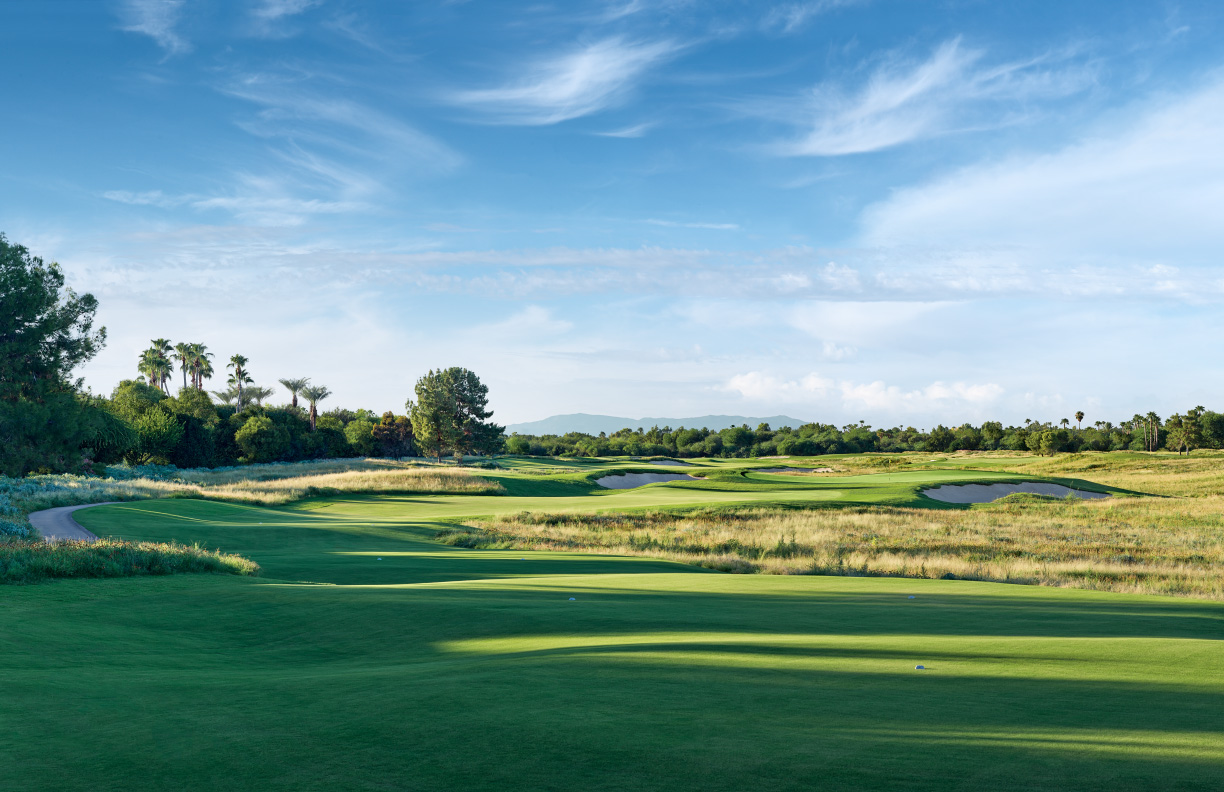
[
  {"x1": 173, "y1": 342, "x2": 192, "y2": 391},
  {"x1": 1074, "y1": 411, "x2": 1084, "y2": 430},
  {"x1": 1146, "y1": 412, "x2": 1160, "y2": 451},
  {"x1": 149, "y1": 338, "x2": 173, "y2": 390},
  {"x1": 194, "y1": 349, "x2": 215, "y2": 390},
  {"x1": 227, "y1": 354, "x2": 251, "y2": 409},
  {"x1": 138, "y1": 347, "x2": 172, "y2": 392},
  {"x1": 301, "y1": 385, "x2": 331, "y2": 431},
  {"x1": 1060, "y1": 418, "x2": 1070, "y2": 430},
  {"x1": 185, "y1": 343, "x2": 213, "y2": 389},
  {"x1": 279, "y1": 377, "x2": 310, "y2": 409},
  {"x1": 248, "y1": 385, "x2": 275, "y2": 407},
  {"x1": 211, "y1": 388, "x2": 237, "y2": 406}
]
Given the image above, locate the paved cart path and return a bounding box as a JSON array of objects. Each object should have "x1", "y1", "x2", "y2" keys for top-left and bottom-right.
[{"x1": 28, "y1": 503, "x2": 119, "y2": 542}]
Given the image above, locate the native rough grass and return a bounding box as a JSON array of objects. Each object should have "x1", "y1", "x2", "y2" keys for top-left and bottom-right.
[
  {"x1": 2, "y1": 459, "x2": 502, "y2": 537},
  {"x1": 0, "y1": 539, "x2": 259, "y2": 584},
  {"x1": 440, "y1": 493, "x2": 1224, "y2": 599}
]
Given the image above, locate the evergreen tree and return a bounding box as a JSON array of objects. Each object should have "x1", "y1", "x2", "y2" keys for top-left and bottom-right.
[{"x1": 0, "y1": 233, "x2": 109, "y2": 475}]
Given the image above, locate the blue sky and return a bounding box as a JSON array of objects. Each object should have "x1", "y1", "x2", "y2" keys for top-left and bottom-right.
[{"x1": 3, "y1": 1, "x2": 1223, "y2": 427}]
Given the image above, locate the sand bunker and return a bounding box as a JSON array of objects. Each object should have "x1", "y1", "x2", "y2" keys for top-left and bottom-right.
[
  {"x1": 648, "y1": 460, "x2": 692, "y2": 466},
  {"x1": 923, "y1": 482, "x2": 1109, "y2": 504},
  {"x1": 596, "y1": 472, "x2": 698, "y2": 489},
  {"x1": 753, "y1": 467, "x2": 834, "y2": 474}
]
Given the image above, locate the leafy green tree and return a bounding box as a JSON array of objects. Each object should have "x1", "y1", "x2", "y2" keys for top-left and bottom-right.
[
  {"x1": 1200, "y1": 411, "x2": 1224, "y2": 449},
  {"x1": 344, "y1": 418, "x2": 378, "y2": 456},
  {"x1": 164, "y1": 387, "x2": 219, "y2": 424},
  {"x1": 981, "y1": 421, "x2": 1004, "y2": 449},
  {"x1": 234, "y1": 415, "x2": 289, "y2": 463},
  {"x1": 131, "y1": 408, "x2": 185, "y2": 464},
  {"x1": 926, "y1": 425, "x2": 955, "y2": 452},
  {"x1": 410, "y1": 372, "x2": 458, "y2": 461},
  {"x1": 109, "y1": 379, "x2": 165, "y2": 421},
  {"x1": 373, "y1": 412, "x2": 415, "y2": 459}
]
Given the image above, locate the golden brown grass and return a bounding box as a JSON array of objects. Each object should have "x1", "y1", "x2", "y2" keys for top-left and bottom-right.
[
  {"x1": 13, "y1": 461, "x2": 503, "y2": 529},
  {"x1": 443, "y1": 488, "x2": 1224, "y2": 599}
]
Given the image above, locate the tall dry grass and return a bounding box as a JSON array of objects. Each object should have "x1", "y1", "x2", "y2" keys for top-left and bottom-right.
[
  {"x1": 5, "y1": 461, "x2": 503, "y2": 538},
  {"x1": 0, "y1": 539, "x2": 259, "y2": 584},
  {"x1": 440, "y1": 494, "x2": 1224, "y2": 599}
]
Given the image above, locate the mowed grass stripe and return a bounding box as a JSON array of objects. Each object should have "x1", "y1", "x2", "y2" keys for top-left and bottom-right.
[{"x1": 8, "y1": 470, "x2": 1221, "y2": 792}]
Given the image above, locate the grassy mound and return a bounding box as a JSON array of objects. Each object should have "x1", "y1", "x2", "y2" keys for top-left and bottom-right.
[{"x1": 0, "y1": 539, "x2": 259, "y2": 584}]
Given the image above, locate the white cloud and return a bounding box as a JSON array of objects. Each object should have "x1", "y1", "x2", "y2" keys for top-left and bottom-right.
[
  {"x1": 787, "y1": 300, "x2": 947, "y2": 345},
  {"x1": 224, "y1": 76, "x2": 461, "y2": 171},
  {"x1": 253, "y1": 0, "x2": 322, "y2": 21},
  {"x1": 594, "y1": 122, "x2": 655, "y2": 138},
  {"x1": 118, "y1": 0, "x2": 189, "y2": 54},
  {"x1": 473, "y1": 306, "x2": 574, "y2": 340},
  {"x1": 102, "y1": 190, "x2": 186, "y2": 208},
  {"x1": 762, "y1": 1, "x2": 863, "y2": 34},
  {"x1": 778, "y1": 38, "x2": 1092, "y2": 156},
  {"x1": 723, "y1": 371, "x2": 1004, "y2": 413},
  {"x1": 646, "y1": 219, "x2": 739, "y2": 230},
  {"x1": 859, "y1": 75, "x2": 1224, "y2": 275},
  {"x1": 451, "y1": 37, "x2": 680, "y2": 125}
]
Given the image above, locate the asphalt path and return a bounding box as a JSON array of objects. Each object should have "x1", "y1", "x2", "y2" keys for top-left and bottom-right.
[{"x1": 28, "y1": 503, "x2": 118, "y2": 542}]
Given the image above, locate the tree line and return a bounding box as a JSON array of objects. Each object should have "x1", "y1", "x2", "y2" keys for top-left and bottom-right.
[
  {"x1": 2, "y1": 232, "x2": 1219, "y2": 476},
  {"x1": 0, "y1": 234, "x2": 503, "y2": 476},
  {"x1": 506, "y1": 410, "x2": 1224, "y2": 459}
]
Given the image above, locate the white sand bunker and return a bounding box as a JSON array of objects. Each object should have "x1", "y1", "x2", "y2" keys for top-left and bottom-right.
[
  {"x1": 596, "y1": 472, "x2": 698, "y2": 489},
  {"x1": 649, "y1": 460, "x2": 692, "y2": 466},
  {"x1": 923, "y1": 482, "x2": 1110, "y2": 504},
  {"x1": 754, "y1": 467, "x2": 833, "y2": 474}
]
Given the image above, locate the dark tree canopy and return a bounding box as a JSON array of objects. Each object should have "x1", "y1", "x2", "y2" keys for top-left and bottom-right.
[
  {"x1": 0, "y1": 234, "x2": 105, "y2": 400},
  {"x1": 0, "y1": 234, "x2": 110, "y2": 475}
]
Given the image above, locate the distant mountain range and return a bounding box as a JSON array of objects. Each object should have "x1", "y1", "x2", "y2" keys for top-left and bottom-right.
[{"x1": 505, "y1": 413, "x2": 811, "y2": 436}]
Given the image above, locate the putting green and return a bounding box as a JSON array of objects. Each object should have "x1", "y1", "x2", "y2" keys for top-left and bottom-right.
[{"x1": 4, "y1": 468, "x2": 1219, "y2": 791}]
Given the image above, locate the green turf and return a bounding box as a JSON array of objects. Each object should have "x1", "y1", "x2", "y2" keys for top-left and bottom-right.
[{"x1": 3, "y1": 466, "x2": 1219, "y2": 791}]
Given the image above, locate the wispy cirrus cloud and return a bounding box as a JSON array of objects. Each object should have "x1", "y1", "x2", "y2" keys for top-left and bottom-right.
[
  {"x1": 249, "y1": 0, "x2": 324, "y2": 38},
  {"x1": 103, "y1": 187, "x2": 366, "y2": 226},
  {"x1": 594, "y1": 122, "x2": 655, "y2": 138},
  {"x1": 762, "y1": 0, "x2": 865, "y2": 34},
  {"x1": 252, "y1": 0, "x2": 322, "y2": 21},
  {"x1": 118, "y1": 0, "x2": 189, "y2": 54},
  {"x1": 450, "y1": 37, "x2": 681, "y2": 125},
  {"x1": 773, "y1": 37, "x2": 1093, "y2": 156},
  {"x1": 223, "y1": 74, "x2": 461, "y2": 172},
  {"x1": 646, "y1": 219, "x2": 739, "y2": 230}
]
